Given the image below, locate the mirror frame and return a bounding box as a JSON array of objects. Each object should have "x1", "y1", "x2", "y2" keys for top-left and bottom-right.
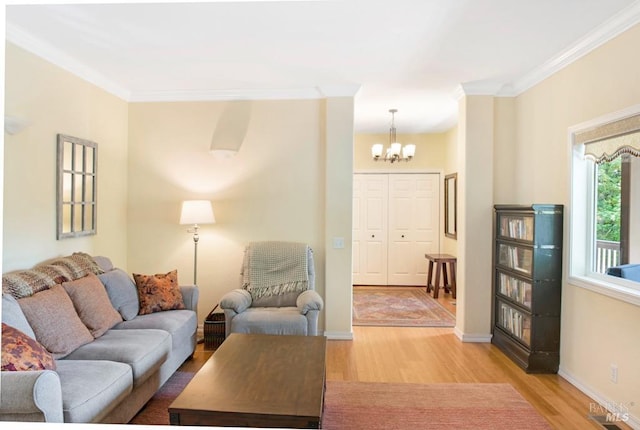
[
  {"x1": 56, "y1": 134, "x2": 98, "y2": 239},
  {"x1": 444, "y1": 173, "x2": 457, "y2": 239}
]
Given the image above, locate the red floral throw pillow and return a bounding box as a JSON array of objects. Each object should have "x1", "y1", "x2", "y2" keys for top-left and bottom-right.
[
  {"x1": 133, "y1": 270, "x2": 185, "y2": 315},
  {"x1": 1, "y1": 323, "x2": 56, "y2": 371}
]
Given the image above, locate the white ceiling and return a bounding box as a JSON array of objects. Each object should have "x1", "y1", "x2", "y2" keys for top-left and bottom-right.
[{"x1": 5, "y1": 0, "x2": 640, "y2": 133}]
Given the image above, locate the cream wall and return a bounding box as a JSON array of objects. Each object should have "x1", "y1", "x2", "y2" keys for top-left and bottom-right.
[
  {"x1": 127, "y1": 98, "x2": 354, "y2": 333},
  {"x1": 502, "y1": 24, "x2": 640, "y2": 420},
  {"x1": 323, "y1": 97, "x2": 355, "y2": 338},
  {"x1": 455, "y1": 95, "x2": 494, "y2": 340},
  {"x1": 442, "y1": 126, "x2": 458, "y2": 256},
  {"x1": 3, "y1": 42, "x2": 129, "y2": 271}
]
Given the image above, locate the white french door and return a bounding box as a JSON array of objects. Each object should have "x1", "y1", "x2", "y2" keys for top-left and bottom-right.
[
  {"x1": 353, "y1": 173, "x2": 439, "y2": 286},
  {"x1": 352, "y1": 174, "x2": 389, "y2": 285}
]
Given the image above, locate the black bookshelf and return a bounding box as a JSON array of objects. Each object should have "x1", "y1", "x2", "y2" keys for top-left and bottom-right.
[{"x1": 492, "y1": 204, "x2": 563, "y2": 373}]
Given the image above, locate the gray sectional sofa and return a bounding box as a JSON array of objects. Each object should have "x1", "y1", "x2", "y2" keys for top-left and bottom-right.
[{"x1": 0, "y1": 255, "x2": 198, "y2": 424}]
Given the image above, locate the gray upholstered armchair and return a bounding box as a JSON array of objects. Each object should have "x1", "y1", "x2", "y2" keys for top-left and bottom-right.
[{"x1": 220, "y1": 241, "x2": 323, "y2": 337}]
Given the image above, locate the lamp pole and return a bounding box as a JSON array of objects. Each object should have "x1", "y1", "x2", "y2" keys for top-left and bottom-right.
[{"x1": 191, "y1": 224, "x2": 200, "y2": 285}]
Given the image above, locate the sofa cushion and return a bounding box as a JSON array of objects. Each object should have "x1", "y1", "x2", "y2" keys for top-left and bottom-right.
[
  {"x1": 98, "y1": 269, "x2": 140, "y2": 321},
  {"x1": 55, "y1": 359, "x2": 132, "y2": 423},
  {"x1": 62, "y1": 274, "x2": 123, "y2": 338},
  {"x1": 62, "y1": 329, "x2": 171, "y2": 388},
  {"x1": 114, "y1": 309, "x2": 197, "y2": 351},
  {"x1": 230, "y1": 307, "x2": 308, "y2": 335},
  {"x1": 17, "y1": 284, "x2": 94, "y2": 359},
  {"x1": 133, "y1": 270, "x2": 185, "y2": 315},
  {"x1": 93, "y1": 255, "x2": 114, "y2": 272},
  {"x1": 2, "y1": 293, "x2": 36, "y2": 338},
  {"x1": 1, "y1": 323, "x2": 56, "y2": 371}
]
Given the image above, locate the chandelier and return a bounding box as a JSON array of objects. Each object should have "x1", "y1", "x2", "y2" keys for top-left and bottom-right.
[{"x1": 371, "y1": 109, "x2": 416, "y2": 163}]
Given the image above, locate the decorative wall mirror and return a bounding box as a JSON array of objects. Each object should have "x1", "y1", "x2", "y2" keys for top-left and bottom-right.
[
  {"x1": 444, "y1": 173, "x2": 457, "y2": 239},
  {"x1": 57, "y1": 134, "x2": 97, "y2": 239}
]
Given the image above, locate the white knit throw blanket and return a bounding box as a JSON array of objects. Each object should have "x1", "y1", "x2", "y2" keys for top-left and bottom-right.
[{"x1": 243, "y1": 241, "x2": 309, "y2": 300}]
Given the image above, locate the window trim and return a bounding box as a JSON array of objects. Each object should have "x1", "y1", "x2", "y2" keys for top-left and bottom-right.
[{"x1": 568, "y1": 104, "x2": 640, "y2": 307}]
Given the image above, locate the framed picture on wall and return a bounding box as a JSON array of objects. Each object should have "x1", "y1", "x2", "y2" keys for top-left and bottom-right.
[{"x1": 57, "y1": 134, "x2": 98, "y2": 239}]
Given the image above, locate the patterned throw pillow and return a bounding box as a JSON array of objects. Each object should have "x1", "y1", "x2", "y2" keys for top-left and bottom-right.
[
  {"x1": 133, "y1": 270, "x2": 185, "y2": 315},
  {"x1": 1, "y1": 323, "x2": 56, "y2": 371}
]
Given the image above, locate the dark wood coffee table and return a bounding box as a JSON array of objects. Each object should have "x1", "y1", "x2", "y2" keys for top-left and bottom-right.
[{"x1": 169, "y1": 333, "x2": 327, "y2": 428}]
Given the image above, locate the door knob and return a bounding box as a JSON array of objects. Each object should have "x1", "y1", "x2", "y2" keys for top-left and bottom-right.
[
  {"x1": 371, "y1": 234, "x2": 375, "y2": 238},
  {"x1": 401, "y1": 235, "x2": 405, "y2": 238}
]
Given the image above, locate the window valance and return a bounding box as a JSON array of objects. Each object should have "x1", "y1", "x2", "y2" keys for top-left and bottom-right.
[{"x1": 575, "y1": 113, "x2": 640, "y2": 164}]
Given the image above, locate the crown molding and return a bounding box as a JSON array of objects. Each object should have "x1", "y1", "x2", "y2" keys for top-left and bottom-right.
[
  {"x1": 453, "y1": 82, "x2": 505, "y2": 99},
  {"x1": 506, "y1": 0, "x2": 640, "y2": 95},
  {"x1": 6, "y1": 23, "x2": 132, "y2": 101},
  {"x1": 128, "y1": 84, "x2": 361, "y2": 102},
  {"x1": 456, "y1": 1, "x2": 640, "y2": 99},
  {"x1": 129, "y1": 87, "x2": 323, "y2": 102}
]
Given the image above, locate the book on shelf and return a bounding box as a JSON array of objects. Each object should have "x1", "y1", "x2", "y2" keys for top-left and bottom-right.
[
  {"x1": 499, "y1": 245, "x2": 532, "y2": 274},
  {"x1": 500, "y1": 216, "x2": 534, "y2": 241},
  {"x1": 498, "y1": 273, "x2": 532, "y2": 308},
  {"x1": 499, "y1": 302, "x2": 530, "y2": 344}
]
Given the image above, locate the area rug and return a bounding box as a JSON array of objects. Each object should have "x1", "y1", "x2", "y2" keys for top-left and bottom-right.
[
  {"x1": 129, "y1": 370, "x2": 195, "y2": 425},
  {"x1": 353, "y1": 286, "x2": 455, "y2": 327},
  {"x1": 130, "y1": 374, "x2": 551, "y2": 429},
  {"x1": 322, "y1": 381, "x2": 552, "y2": 430}
]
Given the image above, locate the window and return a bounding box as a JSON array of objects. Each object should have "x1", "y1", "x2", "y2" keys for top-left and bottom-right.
[{"x1": 569, "y1": 106, "x2": 640, "y2": 305}]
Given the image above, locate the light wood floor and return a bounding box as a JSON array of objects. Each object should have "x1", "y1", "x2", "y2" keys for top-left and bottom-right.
[{"x1": 186, "y1": 288, "x2": 626, "y2": 430}]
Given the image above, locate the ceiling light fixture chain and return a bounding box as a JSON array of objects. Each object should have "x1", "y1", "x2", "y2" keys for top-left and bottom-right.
[{"x1": 371, "y1": 109, "x2": 415, "y2": 163}]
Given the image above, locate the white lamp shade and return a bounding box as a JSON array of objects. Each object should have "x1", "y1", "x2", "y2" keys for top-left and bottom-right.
[
  {"x1": 390, "y1": 142, "x2": 402, "y2": 156},
  {"x1": 371, "y1": 143, "x2": 384, "y2": 157},
  {"x1": 403, "y1": 144, "x2": 416, "y2": 158},
  {"x1": 180, "y1": 200, "x2": 215, "y2": 225}
]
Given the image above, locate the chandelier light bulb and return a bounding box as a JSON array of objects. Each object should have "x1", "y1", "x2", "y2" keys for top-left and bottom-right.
[{"x1": 371, "y1": 109, "x2": 416, "y2": 163}]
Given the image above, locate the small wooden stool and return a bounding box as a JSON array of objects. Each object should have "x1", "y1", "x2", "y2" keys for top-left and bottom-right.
[{"x1": 425, "y1": 253, "x2": 457, "y2": 299}]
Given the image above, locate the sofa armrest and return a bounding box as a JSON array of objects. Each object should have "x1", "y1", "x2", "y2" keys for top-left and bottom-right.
[
  {"x1": 180, "y1": 285, "x2": 199, "y2": 311},
  {"x1": 220, "y1": 289, "x2": 252, "y2": 314},
  {"x1": 297, "y1": 290, "x2": 324, "y2": 315},
  {"x1": 0, "y1": 370, "x2": 63, "y2": 423}
]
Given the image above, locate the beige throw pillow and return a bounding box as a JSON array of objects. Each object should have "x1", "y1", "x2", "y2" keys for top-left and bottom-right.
[
  {"x1": 18, "y1": 284, "x2": 94, "y2": 359},
  {"x1": 63, "y1": 273, "x2": 123, "y2": 338}
]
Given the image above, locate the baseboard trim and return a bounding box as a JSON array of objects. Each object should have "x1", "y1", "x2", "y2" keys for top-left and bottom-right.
[
  {"x1": 558, "y1": 367, "x2": 639, "y2": 429},
  {"x1": 454, "y1": 327, "x2": 492, "y2": 343},
  {"x1": 324, "y1": 330, "x2": 354, "y2": 340}
]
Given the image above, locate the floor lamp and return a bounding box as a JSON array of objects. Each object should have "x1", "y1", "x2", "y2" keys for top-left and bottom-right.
[{"x1": 179, "y1": 200, "x2": 215, "y2": 286}]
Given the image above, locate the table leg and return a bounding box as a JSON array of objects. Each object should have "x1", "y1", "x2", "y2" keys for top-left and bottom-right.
[
  {"x1": 433, "y1": 262, "x2": 442, "y2": 299},
  {"x1": 451, "y1": 261, "x2": 457, "y2": 299},
  {"x1": 442, "y1": 262, "x2": 450, "y2": 294},
  {"x1": 426, "y1": 261, "x2": 434, "y2": 294}
]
